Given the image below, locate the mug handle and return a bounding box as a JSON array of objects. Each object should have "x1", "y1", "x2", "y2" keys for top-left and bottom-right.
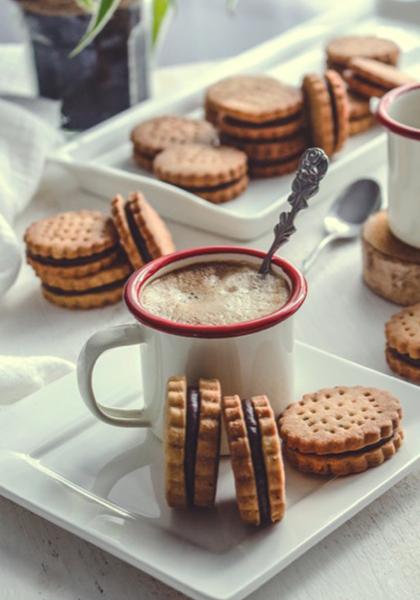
[{"x1": 77, "y1": 323, "x2": 151, "y2": 427}]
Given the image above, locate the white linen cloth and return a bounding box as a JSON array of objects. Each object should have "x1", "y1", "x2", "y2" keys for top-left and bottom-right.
[
  {"x1": 0, "y1": 98, "x2": 61, "y2": 297},
  {"x1": 0, "y1": 90, "x2": 68, "y2": 403},
  {"x1": 0, "y1": 355, "x2": 74, "y2": 405}
]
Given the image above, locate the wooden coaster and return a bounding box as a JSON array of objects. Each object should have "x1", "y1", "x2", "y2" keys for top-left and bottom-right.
[{"x1": 362, "y1": 211, "x2": 420, "y2": 305}]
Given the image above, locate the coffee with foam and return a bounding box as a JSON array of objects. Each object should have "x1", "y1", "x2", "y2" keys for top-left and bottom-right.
[{"x1": 140, "y1": 261, "x2": 290, "y2": 326}]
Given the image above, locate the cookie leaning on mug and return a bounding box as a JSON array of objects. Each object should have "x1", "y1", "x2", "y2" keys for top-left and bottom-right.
[
  {"x1": 223, "y1": 394, "x2": 286, "y2": 526},
  {"x1": 279, "y1": 386, "x2": 403, "y2": 476},
  {"x1": 165, "y1": 376, "x2": 222, "y2": 508}
]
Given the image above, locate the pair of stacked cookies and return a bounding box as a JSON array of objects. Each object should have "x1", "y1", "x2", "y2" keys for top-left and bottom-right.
[
  {"x1": 205, "y1": 75, "x2": 306, "y2": 177},
  {"x1": 279, "y1": 386, "x2": 403, "y2": 476},
  {"x1": 326, "y1": 35, "x2": 399, "y2": 136},
  {"x1": 24, "y1": 193, "x2": 175, "y2": 309},
  {"x1": 131, "y1": 116, "x2": 248, "y2": 203},
  {"x1": 325, "y1": 35, "x2": 416, "y2": 136},
  {"x1": 165, "y1": 376, "x2": 286, "y2": 527}
]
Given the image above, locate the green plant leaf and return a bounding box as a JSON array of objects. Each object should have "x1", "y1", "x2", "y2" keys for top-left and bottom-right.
[
  {"x1": 152, "y1": 0, "x2": 170, "y2": 45},
  {"x1": 74, "y1": 0, "x2": 95, "y2": 11},
  {"x1": 70, "y1": 0, "x2": 121, "y2": 57}
]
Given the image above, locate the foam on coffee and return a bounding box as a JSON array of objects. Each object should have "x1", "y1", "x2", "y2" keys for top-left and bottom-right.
[{"x1": 140, "y1": 261, "x2": 290, "y2": 326}]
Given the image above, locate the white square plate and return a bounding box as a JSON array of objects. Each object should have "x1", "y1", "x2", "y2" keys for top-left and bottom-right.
[{"x1": 0, "y1": 342, "x2": 418, "y2": 600}]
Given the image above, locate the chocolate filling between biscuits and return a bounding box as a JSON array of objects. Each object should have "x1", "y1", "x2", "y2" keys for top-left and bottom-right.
[
  {"x1": 124, "y1": 204, "x2": 153, "y2": 263},
  {"x1": 221, "y1": 132, "x2": 304, "y2": 146},
  {"x1": 389, "y1": 347, "x2": 420, "y2": 368},
  {"x1": 27, "y1": 246, "x2": 118, "y2": 267},
  {"x1": 42, "y1": 278, "x2": 127, "y2": 297},
  {"x1": 223, "y1": 112, "x2": 302, "y2": 129},
  {"x1": 183, "y1": 177, "x2": 245, "y2": 194},
  {"x1": 248, "y1": 151, "x2": 302, "y2": 168},
  {"x1": 185, "y1": 386, "x2": 201, "y2": 507},
  {"x1": 242, "y1": 399, "x2": 270, "y2": 525},
  {"x1": 351, "y1": 74, "x2": 390, "y2": 93},
  {"x1": 325, "y1": 76, "x2": 339, "y2": 150}
]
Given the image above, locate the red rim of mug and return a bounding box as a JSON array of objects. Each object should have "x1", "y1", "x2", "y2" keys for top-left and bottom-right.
[
  {"x1": 377, "y1": 82, "x2": 420, "y2": 140},
  {"x1": 124, "y1": 246, "x2": 307, "y2": 339}
]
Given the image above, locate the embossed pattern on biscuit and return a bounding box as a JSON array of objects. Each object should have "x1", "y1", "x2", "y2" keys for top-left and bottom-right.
[
  {"x1": 223, "y1": 395, "x2": 261, "y2": 525},
  {"x1": 279, "y1": 386, "x2": 402, "y2": 455},
  {"x1": 24, "y1": 211, "x2": 118, "y2": 259},
  {"x1": 252, "y1": 396, "x2": 286, "y2": 523},
  {"x1": 386, "y1": 303, "x2": 420, "y2": 360},
  {"x1": 165, "y1": 376, "x2": 188, "y2": 508},
  {"x1": 194, "y1": 378, "x2": 222, "y2": 507}
]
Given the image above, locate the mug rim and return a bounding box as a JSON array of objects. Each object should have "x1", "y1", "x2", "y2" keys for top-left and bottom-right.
[
  {"x1": 377, "y1": 82, "x2": 420, "y2": 140},
  {"x1": 124, "y1": 246, "x2": 307, "y2": 339}
]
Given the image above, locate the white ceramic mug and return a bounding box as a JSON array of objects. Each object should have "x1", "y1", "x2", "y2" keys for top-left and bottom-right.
[
  {"x1": 77, "y1": 246, "x2": 307, "y2": 443},
  {"x1": 378, "y1": 83, "x2": 420, "y2": 248}
]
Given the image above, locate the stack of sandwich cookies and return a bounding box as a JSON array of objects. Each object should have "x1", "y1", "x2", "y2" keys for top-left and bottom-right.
[
  {"x1": 111, "y1": 192, "x2": 175, "y2": 270},
  {"x1": 24, "y1": 211, "x2": 132, "y2": 309},
  {"x1": 344, "y1": 58, "x2": 416, "y2": 98},
  {"x1": 279, "y1": 386, "x2": 403, "y2": 476},
  {"x1": 326, "y1": 36, "x2": 400, "y2": 72},
  {"x1": 223, "y1": 395, "x2": 285, "y2": 526},
  {"x1": 41, "y1": 258, "x2": 131, "y2": 309},
  {"x1": 386, "y1": 304, "x2": 420, "y2": 384},
  {"x1": 205, "y1": 75, "x2": 306, "y2": 177},
  {"x1": 165, "y1": 376, "x2": 222, "y2": 508},
  {"x1": 154, "y1": 143, "x2": 248, "y2": 203},
  {"x1": 348, "y1": 92, "x2": 375, "y2": 135},
  {"x1": 131, "y1": 116, "x2": 218, "y2": 172},
  {"x1": 302, "y1": 70, "x2": 349, "y2": 157},
  {"x1": 25, "y1": 211, "x2": 121, "y2": 279}
]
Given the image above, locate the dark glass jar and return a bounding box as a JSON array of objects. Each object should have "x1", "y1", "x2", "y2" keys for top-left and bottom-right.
[{"x1": 18, "y1": 0, "x2": 150, "y2": 130}]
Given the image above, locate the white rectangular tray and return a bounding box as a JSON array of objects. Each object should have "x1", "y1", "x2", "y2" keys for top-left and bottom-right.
[
  {"x1": 52, "y1": 1, "x2": 420, "y2": 240},
  {"x1": 0, "y1": 342, "x2": 418, "y2": 600}
]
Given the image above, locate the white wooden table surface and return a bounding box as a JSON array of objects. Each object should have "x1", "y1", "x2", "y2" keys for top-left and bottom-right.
[{"x1": 1, "y1": 156, "x2": 420, "y2": 600}]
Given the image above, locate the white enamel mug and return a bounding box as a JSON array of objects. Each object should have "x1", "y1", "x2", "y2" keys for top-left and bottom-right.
[
  {"x1": 378, "y1": 83, "x2": 420, "y2": 248},
  {"x1": 77, "y1": 246, "x2": 307, "y2": 444}
]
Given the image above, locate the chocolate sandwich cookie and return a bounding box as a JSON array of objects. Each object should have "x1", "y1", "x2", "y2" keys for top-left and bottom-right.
[
  {"x1": 206, "y1": 75, "x2": 305, "y2": 177},
  {"x1": 205, "y1": 75, "x2": 304, "y2": 126},
  {"x1": 302, "y1": 70, "x2": 349, "y2": 157},
  {"x1": 131, "y1": 116, "x2": 218, "y2": 172},
  {"x1": 280, "y1": 386, "x2": 403, "y2": 476},
  {"x1": 279, "y1": 386, "x2": 402, "y2": 455},
  {"x1": 165, "y1": 376, "x2": 222, "y2": 508},
  {"x1": 326, "y1": 36, "x2": 400, "y2": 72},
  {"x1": 223, "y1": 395, "x2": 286, "y2": 526},
  {"x1": 284, "y1": 428, "x2": 403, "y2": 476},
  {"x1": 348, "y1": 92, "x2": 375, "y2": 135},
  {"x1": 385, "y1": 304, "x2": 420, "y2": 383},
  {"x1": 41, "y1": 258, "x2": 131, "y2": 309},
  {"x1": 154, "y1": 143, "x2": 248, "y2": 203},
  {"x1": 345, "y1": 58, "x2": 416, "y2": 98},
  {"x1": 111, "y1": 192, "x2": 175, "y2": 270},
  {"x1": 25, "y1": 210, "x2": 121, "y2": 279}
]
